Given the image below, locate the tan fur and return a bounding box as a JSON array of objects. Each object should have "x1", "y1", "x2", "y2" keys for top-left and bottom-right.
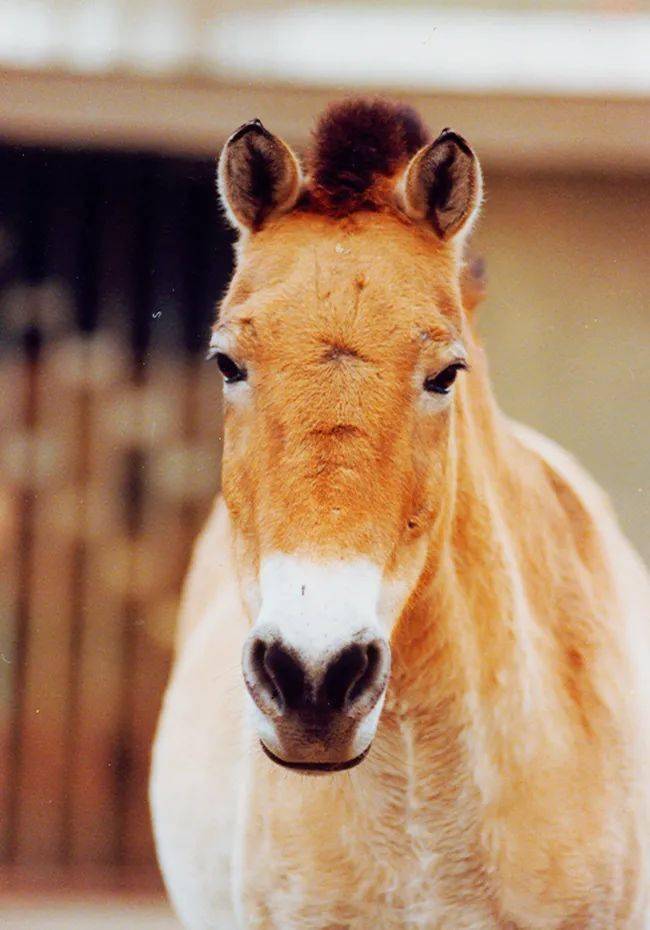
[{"x1": 151, "y1": 131, "x2": 650, "y2": 930}]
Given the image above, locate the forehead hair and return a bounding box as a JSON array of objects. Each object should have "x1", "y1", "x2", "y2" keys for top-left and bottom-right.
[{"x1": 220, "y1": 210, "x2": 462, "y2": 336}]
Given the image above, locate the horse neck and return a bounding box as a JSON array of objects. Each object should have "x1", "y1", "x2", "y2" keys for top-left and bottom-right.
[{"x1": 390, "y1": 332, "x2": 567, "y2": 753}]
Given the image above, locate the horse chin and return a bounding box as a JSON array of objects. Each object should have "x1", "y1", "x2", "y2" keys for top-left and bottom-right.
[{"x1": 260, "y1": 740, "x2": 372, "y2": 775}]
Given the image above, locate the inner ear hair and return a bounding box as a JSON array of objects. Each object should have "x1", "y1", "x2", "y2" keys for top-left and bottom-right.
[
  {"x1": 218, "y1": 119, "x2": 303, "y2": 232},
  {"x1": 402, "y1": 129, "x2": 482, "y2": 241}
]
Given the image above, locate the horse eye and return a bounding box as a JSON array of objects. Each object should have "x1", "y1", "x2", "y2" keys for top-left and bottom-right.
[
  {"x1": 214, "y1": 352, "x2": 247, "y2": 384},
  {"x1": 423, "y1": 362, "x2": 466, "y2": 395}
]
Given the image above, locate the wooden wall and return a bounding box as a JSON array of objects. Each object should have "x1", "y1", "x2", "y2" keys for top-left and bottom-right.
[{"x1": 0, "y1": 145, "x2": 230, "y2": 884}]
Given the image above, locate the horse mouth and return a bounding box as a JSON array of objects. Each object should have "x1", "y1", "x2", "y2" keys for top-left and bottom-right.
[{"x1": 260, "y1": 741, "x2": 371, "y2": 773}]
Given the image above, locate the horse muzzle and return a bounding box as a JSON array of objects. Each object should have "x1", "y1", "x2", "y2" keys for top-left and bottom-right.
[{"x1": 242, "y1": 627, "x2": 391, "y2": 772}]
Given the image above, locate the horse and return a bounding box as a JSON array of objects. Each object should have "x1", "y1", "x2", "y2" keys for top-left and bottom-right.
[{"x1": 150, "y1": 99, "x2": 650, "y2": 929}]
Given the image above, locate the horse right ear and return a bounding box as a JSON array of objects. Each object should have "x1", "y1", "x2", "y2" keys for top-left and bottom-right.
[
  {"x1": 217, "y1": 119, "x2": 304, "y2": 233},
  {"x1": 398, "y1": 129, "x2": 482, "y2": 243}
]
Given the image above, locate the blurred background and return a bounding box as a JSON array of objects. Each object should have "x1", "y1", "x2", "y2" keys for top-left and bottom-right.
[{"x1": 1, "y1": 0, "x2": 649, "y2": 926}]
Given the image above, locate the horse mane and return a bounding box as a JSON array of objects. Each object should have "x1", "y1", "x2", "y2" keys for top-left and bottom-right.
[{"x1": 307, "y1": 98, "x2": 429, "y2": 217}]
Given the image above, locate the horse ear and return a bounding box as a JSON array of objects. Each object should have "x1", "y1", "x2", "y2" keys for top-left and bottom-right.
[
  {"x1": 218, "y1": 119, "x2": 304, "y2": 232},
  {"x1": 398, "y1": 129, "x2": 482, "y2": 241}
]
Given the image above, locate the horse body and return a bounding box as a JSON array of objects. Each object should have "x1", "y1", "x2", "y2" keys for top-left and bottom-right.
[{"x1": 151, "y1": 101, "x2": 650, "y2": 929}]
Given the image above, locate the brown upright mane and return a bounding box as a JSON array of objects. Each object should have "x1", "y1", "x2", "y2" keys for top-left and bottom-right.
[{"x1": 307, "y1": 98, "x2": 429, "y2": 216}]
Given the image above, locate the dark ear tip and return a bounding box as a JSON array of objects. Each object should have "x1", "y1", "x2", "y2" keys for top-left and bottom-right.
[
  {"x1": 434, "y1": 128, "x2": 473, "y2": 157},
  {"x1": 230, "y1": 118, "x2": 270, "y2": 144}
]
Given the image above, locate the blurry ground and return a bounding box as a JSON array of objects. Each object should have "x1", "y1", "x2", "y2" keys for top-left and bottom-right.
[{"x1": 2, "y1": 896, "x2": 180, "y2": 928}]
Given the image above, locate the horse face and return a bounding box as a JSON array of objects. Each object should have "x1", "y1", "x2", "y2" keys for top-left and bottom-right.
[{"x1": 214, "y1": 113, "x2": 481, "y2": 771}]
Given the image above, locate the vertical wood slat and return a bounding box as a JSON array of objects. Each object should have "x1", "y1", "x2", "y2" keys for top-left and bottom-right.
[
  {"x1": 122, "y1": 355, "x2": 187, "y2": 866},
  {"x1": 4, "y1": 336, "x2": 35, "y2": 869},
  {"x1": 69, "y1": 337, "x2": 127, "y2": 865},
  {"x1": 0, "y1": 352, "x2": 25, "y2": 863},
  {"x1": 69, "y1": 153, "x2": 138, "y2": 867},
  {"x1": 117, "y1": 156, "x2": 152, "y2": 866},
  {"x1": 0, "y1": 149, "x2": 44, "y2": 867},
  {"x1": 118, "y1": 156, "x2": 205, "y2": 863},
  {"x1": 13, "y1": 332, "x2": 81, "y2": 865}
]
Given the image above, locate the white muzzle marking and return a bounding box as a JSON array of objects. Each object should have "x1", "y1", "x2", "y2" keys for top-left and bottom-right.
[
  {"x1": 242, "y1": 554, "x2": 392, "y2": 766},
  {"x1": 256, "y1": 554, "x2": 385, "y2": 665}
]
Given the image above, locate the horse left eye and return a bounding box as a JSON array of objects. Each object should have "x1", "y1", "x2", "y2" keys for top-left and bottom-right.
[
  {"x1": 213, "y1": 352, "x2": 247, "y2": 384},
  {"x1": 423, "y1": 363, "x2": 466, "y2": 395}
]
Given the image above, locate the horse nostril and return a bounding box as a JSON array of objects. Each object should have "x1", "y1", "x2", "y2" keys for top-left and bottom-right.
[
  {"x1": 323, "y1": 644, "x2": 367, "y2": 711},
  {"x1": 323, "y1": 639, "x2": 389, "y2": 714},
  {"x1": 249, "y1": 639, "x2": 280, "y2": 705},
  {"x1": 244, "y1": 633, "x2": 389, "y2": 719},
  {"x1": 348, "y1": 642, "x2": 382, "y2": 704},
  {"x1": 244, "y1": 637, "x2": 306, "y2": 714},
  {"x1": 264, "y1": 642, "x2": 305, "y2": 710}
]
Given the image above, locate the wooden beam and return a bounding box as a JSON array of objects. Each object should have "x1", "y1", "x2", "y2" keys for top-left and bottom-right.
[{"x1": 1, "y1": 67, "x2": 649, "y2": 173}]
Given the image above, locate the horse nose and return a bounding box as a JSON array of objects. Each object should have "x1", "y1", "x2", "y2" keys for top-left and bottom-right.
[
  {"x1": 242, "y1": 633, "x2": 390, "y2": 718},
  {"x1": 321, "y1": 639, "x2": 390, "y2": 717},
  {"x1": 244, "y1": 638, "x2": 306, "y2": 714}
]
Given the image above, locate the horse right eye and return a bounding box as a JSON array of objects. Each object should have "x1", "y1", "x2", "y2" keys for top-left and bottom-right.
[
  {"x1": 214, "y1": 352, "x2": 247, "y2": 384},
  {"x1": 423, "y1": 362, "x2": 467, "y2": 395}
]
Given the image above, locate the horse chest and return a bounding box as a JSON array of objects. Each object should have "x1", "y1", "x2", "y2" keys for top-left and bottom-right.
[
  {"x1": 239, "y1": 718, "x2": 496, "y2": 930},
  {"x1": 241, "y1": 812, "x2": 451, "y2": 930}
]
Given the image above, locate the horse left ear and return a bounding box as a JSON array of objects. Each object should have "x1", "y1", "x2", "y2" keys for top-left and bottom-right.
[
  {"x1": 398, "y1": 129, "x2": 482, "y2": 241},
  {"x1": 218, "y1": 119, "x2": 304, "y2": 232}
]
